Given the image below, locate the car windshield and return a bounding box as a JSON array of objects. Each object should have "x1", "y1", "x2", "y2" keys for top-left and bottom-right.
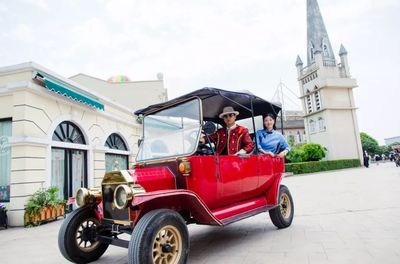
[{"x1": 136, "y1": 98, "x2": 202, "y2": 161}]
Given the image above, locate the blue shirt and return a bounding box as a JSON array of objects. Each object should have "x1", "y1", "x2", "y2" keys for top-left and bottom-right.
[{"x1": 255, "y1": 129, "x2": 290, "y2": 154}]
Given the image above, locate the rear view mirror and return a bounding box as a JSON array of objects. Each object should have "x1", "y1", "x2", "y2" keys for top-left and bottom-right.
[
  {"x1": 138, "y1": 138, "x2": 143, "y2": 147},
  {"x1": 203, "y1": 121, "x2": 216, "y2": 135}
]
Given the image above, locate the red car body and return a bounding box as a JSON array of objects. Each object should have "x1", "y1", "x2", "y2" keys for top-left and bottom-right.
[{"x1": 121, "y1": 155, "x2": 285, "y2": 226}]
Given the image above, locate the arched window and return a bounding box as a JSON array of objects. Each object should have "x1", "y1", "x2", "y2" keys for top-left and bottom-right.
[
  {"x1": 306, "y1": 95, "x2": 313, "y2": 113},
  {"x1": 315, "y1": 91, "x2": 321, "y2": 111},
  {"x1": 318, "y1": 117, "x2": 325, "y2": 131},
  {"x1": 51, "y1": 121, "x2": 87, "y2": 204},
  {"x1": 309, "y1": 119, "x2": 316, "y2": 133},
  {"x1": 105, "y1": 133, "x2": 127, "y2": 150},
  {"x1": 105, "y1": 133, "x2": 129, "y2": 172},
  {"x1": 297, "y1": 130, "x2": 302, "y2": 143},
  {"x1": 52, "y1": 121, "x2": 85, "y2": 144}
]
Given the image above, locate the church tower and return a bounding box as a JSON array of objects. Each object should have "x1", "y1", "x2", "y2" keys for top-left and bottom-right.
[{"x1": 296, "y1": 0, "x2": 363, "y2": 162}]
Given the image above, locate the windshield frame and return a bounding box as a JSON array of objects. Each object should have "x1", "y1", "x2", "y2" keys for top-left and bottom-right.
[{"x1": 136, "y1": 97, "x2": 203, "y2": 162}]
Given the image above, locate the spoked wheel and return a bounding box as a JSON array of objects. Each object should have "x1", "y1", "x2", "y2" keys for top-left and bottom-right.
[
  {"x1": 58, "y1": 207, "x2": 109, "y2": 263},
  {"x1": 76, "y1": 218, "x2": 101, "y2": 251},
  {"x1": 129, "y1": 209, "x2": 189, "y2": 264},
  {"x1": 269, "y1": 185, "x2": 294, "y2": 228},
  {"x1": 152, "y1": 225, "x2": 182, "y2": 263}
]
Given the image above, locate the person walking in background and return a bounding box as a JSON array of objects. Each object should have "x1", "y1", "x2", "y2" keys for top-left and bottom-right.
[
  {"x1": 374, "y1": 154, "x2": 381, "y2": 165},
  {"x1": 363, "y1": 150, "x2": 369, "y2": 168}
]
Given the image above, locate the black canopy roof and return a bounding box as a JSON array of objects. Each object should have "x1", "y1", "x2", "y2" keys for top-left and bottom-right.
[{"x1": 134, "y1": 87, "x2": 282, "y2": 124}]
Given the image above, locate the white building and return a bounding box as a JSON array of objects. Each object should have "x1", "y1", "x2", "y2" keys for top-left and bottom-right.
[
  {"x1": 70, "y1": 73, "x2": 167, "y2": 111},
  {"x1": 277, "y1": 110, "x2": 307, "y2": 145},
  {"x1": 0, "y1": 62, "x2": 166, "y2": 226},
  {"x1": 385, "y1": 136, "x2": 400, "y2": 146},
  {"x1": 295, "y1": 0, "x2": 363, "y2": 162}
]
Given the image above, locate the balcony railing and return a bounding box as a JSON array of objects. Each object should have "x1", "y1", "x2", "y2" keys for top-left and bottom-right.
[
  {"x1": 323, "y1": 59, "x2": 336, "y2": 67},
  {"x1": 301, "y1": 63, "x2": 317, "y2": 75}
]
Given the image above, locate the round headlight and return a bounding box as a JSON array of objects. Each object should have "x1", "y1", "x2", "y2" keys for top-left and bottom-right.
[
  {"x1": 114, "y1": 185, "x2": 133, "y2": 209},
  {"x1": 76, "y1": 188, "x2": 89, "y2": 207}
]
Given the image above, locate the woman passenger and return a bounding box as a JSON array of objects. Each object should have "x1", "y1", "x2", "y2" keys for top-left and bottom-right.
[{"x1": 256, "y1": 114, "x2": 290, "y2": 158}]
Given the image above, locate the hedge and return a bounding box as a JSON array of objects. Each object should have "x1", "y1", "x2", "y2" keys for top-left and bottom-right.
[{"x1": 285, "y1": 159, "x2": 361, "y2": 175}]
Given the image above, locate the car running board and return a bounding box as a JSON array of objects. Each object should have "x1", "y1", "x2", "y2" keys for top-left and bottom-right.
[{"x1": 211, "y1": 196, "x2": 277, "y2": 226}]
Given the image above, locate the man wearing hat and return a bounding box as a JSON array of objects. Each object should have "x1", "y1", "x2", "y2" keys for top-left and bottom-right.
[{"x1": 204, "y1": 106, "x2": 254, "y2": 155}]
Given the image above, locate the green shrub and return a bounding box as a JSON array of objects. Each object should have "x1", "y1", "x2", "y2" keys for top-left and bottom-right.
[
  {"x1": 301, "y1": 143, "x2": 326, "y2": 161},
  {"x1": 285, "y1": 159, "x2": 361, "y2": 174},
  {"x1": 286, "y1": 147, "x2": 304, "y2": 163},
  {"x1": 25, "y1": 186, "x2": 64, "y2": 217},
  {"x1": 286, "y1": 143, "x2": 325, "y2": 163}
]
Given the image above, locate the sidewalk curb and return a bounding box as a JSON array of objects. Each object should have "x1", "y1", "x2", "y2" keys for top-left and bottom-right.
[{"x1": 284, "y1": 165, "x2": 366, "y2": 178}]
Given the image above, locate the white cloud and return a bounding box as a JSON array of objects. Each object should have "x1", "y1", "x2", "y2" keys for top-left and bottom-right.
[
  {"x1": 0, "y1": 0, "x2": 399, "y2": 143},
  {"x1": 25, "y1": 0, "x2": 49, "y2": 10},
  {"x1": 105, "y1": 0, "x2": 137, "y2": 24},
  {"x1": 96, "y1": 0, "x2": 306, "y2": 84},
  {"x1": 0, "y1": 2, "x2": 8, "y2": 13},
  {"x1": 11, "y1": 24, "x2": 35, "y2": 42}
]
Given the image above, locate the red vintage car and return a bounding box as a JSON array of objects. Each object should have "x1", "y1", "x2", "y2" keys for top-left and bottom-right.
[{"x1": 58, "y1": 88, "x2": 294, "y2": 264}]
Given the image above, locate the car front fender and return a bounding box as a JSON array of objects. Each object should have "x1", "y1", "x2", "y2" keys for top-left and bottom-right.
[{"x1": 131, "y1": 190, "x2": 222, "y2": 226}]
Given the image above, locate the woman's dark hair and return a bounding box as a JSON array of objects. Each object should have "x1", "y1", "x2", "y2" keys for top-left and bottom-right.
[{"x1": 262, "y1": 113, "x2": 276, "y2": 130}]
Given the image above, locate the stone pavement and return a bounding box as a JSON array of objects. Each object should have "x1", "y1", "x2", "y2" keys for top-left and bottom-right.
[{"x1": 0, "y1": 162, "x2": 399, "y2": 264}]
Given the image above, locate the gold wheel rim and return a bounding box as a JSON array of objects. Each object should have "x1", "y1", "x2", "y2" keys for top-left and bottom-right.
[
  {"x1": 152, "y1": 225, "x2": 182, "y2": 264},
  {"x1": 280, "y1": 193, "x2": 291, "y2": 219}
]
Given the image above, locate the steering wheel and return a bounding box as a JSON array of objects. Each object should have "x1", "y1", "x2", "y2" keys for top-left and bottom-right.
[
  {"x1": 196, "y1": 132, "x2": 215, "y2": 155},
  {"x1": 197, "y1": 142, "x2": 214, "y2": 155}
]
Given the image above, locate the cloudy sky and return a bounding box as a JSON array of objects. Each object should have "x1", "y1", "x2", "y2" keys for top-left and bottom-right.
[{"x1": 0, "y1": 0, "x2": 399, "y2": 144}]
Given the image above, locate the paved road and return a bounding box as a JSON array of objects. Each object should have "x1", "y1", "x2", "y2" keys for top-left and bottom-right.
[{"x1": 1, "y1": 162, "x2": 400, "y2": 264}]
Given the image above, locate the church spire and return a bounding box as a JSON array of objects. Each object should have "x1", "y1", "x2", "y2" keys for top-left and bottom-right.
[{"x1": 307, "y1": 0, "x2": 335, "y2": 65}]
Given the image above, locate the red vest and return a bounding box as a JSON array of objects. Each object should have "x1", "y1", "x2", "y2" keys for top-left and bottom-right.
[{"x1": 208, "y1": 125, "x2": 254, "y2": 155}]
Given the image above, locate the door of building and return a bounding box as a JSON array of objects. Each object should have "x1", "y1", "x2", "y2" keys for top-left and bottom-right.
[
  {"x1": 51, "y1": 121, "x2": 87, "y2": 206},
  {"x1": 51, "y1": 148, "x2": 87, "y2": 203}
]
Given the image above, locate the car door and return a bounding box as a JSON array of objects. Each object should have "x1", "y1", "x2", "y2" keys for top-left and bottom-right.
[
  {"x1": 256, "y1": 154, "x2": 275, "y2": 193},
  {"x1": 218, "y1": 154, "x2": 258, "y2": 205}
]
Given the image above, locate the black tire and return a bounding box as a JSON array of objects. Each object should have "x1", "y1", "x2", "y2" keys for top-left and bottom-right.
[
  {"x1": 58, "y1": 207, "x2": 109, "y2": 263},
  {"x1": 269, "y1": 185, "x2": 294, "y2": 229},
  {"x1": 128, "y1": 209, "x2": 189, "y2": 264}
]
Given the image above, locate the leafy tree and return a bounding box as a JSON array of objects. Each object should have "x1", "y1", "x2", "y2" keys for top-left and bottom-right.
[
  {"x1": 360, "y1": 132, "x2": 380, "y2": 155},
  {"x1": 380, "y1": 145, "x2": 391, "y2": 155}
]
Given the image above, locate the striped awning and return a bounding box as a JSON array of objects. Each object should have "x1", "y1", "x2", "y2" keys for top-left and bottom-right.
[{"x1": 34, "y1": 72, "x2": 104, "y2": 110}]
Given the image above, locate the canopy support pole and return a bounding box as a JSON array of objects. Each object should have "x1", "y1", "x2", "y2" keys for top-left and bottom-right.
[{"x1": 250, "y1": 97, "x2": 259, "y2": 152}]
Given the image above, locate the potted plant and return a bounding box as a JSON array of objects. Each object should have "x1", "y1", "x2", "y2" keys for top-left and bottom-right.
[
  {"x1": 24, "y1": 186, "x2": 66, "y2": 226},
  {"x1": 0, "y1": 203, "x2": 7, "y2": 229},
  {"x1": 46, "y1": 186, "x2": 66, "y2": 218},
  {"x1": 25, "y1": 189, "x2": 44, "y2": 226}
]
